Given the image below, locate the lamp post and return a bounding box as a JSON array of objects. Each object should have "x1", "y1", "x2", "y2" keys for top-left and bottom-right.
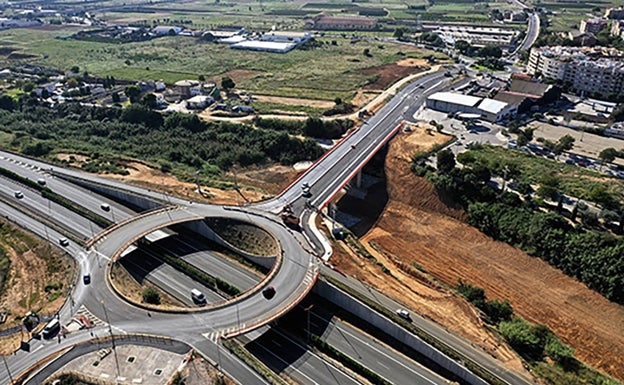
[{"x1": 101, "y1": 301, "x2": 121, "y2": 384}]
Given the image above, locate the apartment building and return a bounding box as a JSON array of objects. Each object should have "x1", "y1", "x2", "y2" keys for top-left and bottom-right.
[{"x1": 527, "y1": 46, "x2": 624, "y2": 96}]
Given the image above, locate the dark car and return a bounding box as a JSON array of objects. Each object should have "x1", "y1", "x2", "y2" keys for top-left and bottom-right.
[
  {"x1": 83, "y1": 274, "x2": 91, "y2": 285},
  {"x1": 262, "y1": 286, "x2": 276, "y2": 300}
]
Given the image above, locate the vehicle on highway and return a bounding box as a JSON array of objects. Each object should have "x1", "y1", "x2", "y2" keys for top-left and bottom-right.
[
  {"x1": 301, "y1": 186, "x2": 312, "y2": 198},
  {"x1": 83, "y1": 274, "x2": 91, "y2": 285},
  {"x1": 14, "y1": 191, "x2": 23, "y2": 199},
  {"x1": 262, "y1": 286, "x2": 276, "y2": 300},
  {"x1": 41, "y1": 318, "x2": 61, "y2": 339},
  {"x1": 396, "y1": 309, "x2": 411, "y2": 320},
  {"x1": 37, "y1": 178, "x2": 46, "y2": 186},
  {"x1": 59, "y1": 238, "x2": 69, "y2": 247},
  {"x1": 351, "y1": 144, "x2": 356, "y2": 149},
  {"x1": 100, "y1": 203, "x2": 111, "y2": 211},
  {"x1": 191, "y1": 289, "x2": 207, "y2": 305}
]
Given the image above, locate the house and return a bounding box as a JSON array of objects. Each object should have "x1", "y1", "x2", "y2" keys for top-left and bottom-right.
[
  {"x1": 174, "y1": 80, "x2": 200, "y2": 98},
  {"x1": 494, "y1": 78, "x2": 561, "y2": 112},
  {"x1": 605, "y1": 7, "x2": 624, "y2": 20},
  {"x1": 305, "y1": 14, "x2": 377, "y2": 30},
  {"x1": 186, "y1": 95, "x2": 214, "y2": 109},
  {"x1": 232, "y1": 105, "x2": 254, "y2": 114},
  {"x1": 580, "y1": 19, "x2": 607, "y2": 34},
  {"x1": 503, "y1": 11, "x2": 527, "y2": 23},
  {"x1": 611, "y1": 20, "x2": 624, "y2": 37},
  {"x1": 567, "y1": 31, "x2": 597, "y2": 46},
  {"x1": 151, "y1": 25, "x2": 183, "y2": 36}
]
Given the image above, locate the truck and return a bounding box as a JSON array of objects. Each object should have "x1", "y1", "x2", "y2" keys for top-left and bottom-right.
[{"x1": 281, "y1": 205, "x2": 300, "y2": 230}]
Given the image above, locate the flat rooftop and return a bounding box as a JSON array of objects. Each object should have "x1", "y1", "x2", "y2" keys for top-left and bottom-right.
[{"x1": 428, "y1": 92, "x2": 482, "y2": 107}]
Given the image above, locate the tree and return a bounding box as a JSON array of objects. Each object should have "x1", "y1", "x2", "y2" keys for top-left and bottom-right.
[
  {"x1": 198, "y1": 74, "x2": 205, "y2": 82},
  {"x1": 334, "y1": 97, "x2": 343, "y2": 105},
  {"x1": 555, "y1": 134, "x2": 575, "y2": 155},
  {"x1": 599, "y1": 147, "x2": 617, "y2": 164},
  {"x1": 70, "y1": 65, "x2": 80, "y2": 73},
  {"x1": 477, "y1": 45, "x2": 502, "y2": 59},
  {"x1": 436, "y1": 149, "x2": 456, "y2": 174},
  {"x1": 221, "y1": 77, "x2": 235, "y2": 91},
  {"x1": 0, "y1": 95, "x2": 16, "y2": 111},
  {"x1": 141, "y1": 93, "x2": 158, "y2": 109},
  {"x1": 66, "y1": 78, "x2": 79, "y2": 89},
  {"x1": 141, "y1": 287, "x2": 160, "y2": 304},
  {"x1": 124, "y1": 85, "x2": 141, "y2": 103},
  {"x1": 111, "y1": 92, "x2": 121, "y2": 103},
  {"x1": 393, "y1": 28, "x2": 405, "y2": 40},
  {"x1": 363, "y1": 48, "x2": 372, "y2": 57},
  {"x1": 455, "y1": 40, "x2": 471, "y2": 55},
  {"x1": 536, "y1": 174, "x2": 560, "y2": 201},
  {"x1": 485, "y1": 300, "x2": 514, "y2": 324}
]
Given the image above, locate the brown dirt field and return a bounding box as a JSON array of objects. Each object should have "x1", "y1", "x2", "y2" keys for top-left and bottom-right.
[
  {"x1": 183, "y1": 355, "x2": 236, "y2": 385},
  {"x1": 350, "y1": 126, "x2": 624, "y2": 381},
  {"x1": 360, "y1": 62, "x2": 428, "y2": 91},
  {"x1": 0, "y1": 221, "x2": 74, "y2": 354},
  {"x1": 331, "y1": 126, "x2": 529, "y2": 376},
  {"x1": 252, "y1": 95, "x2": 334, "y2": 108}
]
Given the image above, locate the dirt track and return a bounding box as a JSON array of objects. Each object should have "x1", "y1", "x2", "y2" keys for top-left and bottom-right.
[{"x1": 351, "y1": 127, "x2": 624, "y2": 380}]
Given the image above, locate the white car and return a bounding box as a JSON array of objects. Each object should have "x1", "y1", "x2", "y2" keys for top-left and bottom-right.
[
  {"x1": 14, "y1": 191, "x2": 23, "y2": 199},
  {"x1": 396, "y1": 309, "x2": 410, "y2": 320}
]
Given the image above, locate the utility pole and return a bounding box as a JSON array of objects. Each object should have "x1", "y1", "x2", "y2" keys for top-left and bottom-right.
[{"x1": 101, "y1": 301, "x2": 121, "y2": 385}]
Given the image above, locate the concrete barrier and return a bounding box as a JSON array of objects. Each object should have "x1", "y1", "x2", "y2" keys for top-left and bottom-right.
[
  {"x1": 52, "y1": 173, "x2": 162, "y2": 211},
  {"x1": 313, "y1": 279, "x2": 489, "y2": 385}
]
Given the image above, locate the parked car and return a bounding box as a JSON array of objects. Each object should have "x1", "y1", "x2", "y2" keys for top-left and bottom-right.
[{"x1": 83, "y1": 274, "x2": 91, "y2": 285}]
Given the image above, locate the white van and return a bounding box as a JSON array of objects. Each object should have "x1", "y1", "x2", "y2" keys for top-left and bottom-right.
[
  {"x1": 191, "y1": 289, "x2": 206, "y2": 304},
  {"x1": 100, "y1": 203, "x2": 111, "y2": 212}
]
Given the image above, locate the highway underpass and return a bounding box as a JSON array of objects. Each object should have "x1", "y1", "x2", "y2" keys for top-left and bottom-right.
[{"x1": 0, "y1": 65, "x2": 538, "y2": 385}]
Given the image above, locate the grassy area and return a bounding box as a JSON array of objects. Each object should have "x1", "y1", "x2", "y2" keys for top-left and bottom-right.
[
  {"x1": 462, "y1": 145, "x2": 624, "y2": 202},
  {"x1": 0, "y1": 27, "x2": 435, "y2": 100},
  {"x1": 531, "y1": 361, "x2": 621, "y2": 385}
]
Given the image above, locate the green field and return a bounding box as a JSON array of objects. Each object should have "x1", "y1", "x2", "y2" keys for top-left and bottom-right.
[{"x1": 0, "y1": 27, "x2": 442, "y2": 100}]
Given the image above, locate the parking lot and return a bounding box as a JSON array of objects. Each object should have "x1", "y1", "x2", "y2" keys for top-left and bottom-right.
[{"x1": 528, "y1": 121, "x2": 624, "y2": 166}]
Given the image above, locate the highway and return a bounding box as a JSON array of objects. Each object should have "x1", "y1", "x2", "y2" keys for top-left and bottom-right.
[{"x1": 0, "y1": 65, "x2": 538, "y2": 385}]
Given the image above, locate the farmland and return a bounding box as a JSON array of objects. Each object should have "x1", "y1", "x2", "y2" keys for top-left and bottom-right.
[{"x1": 0, "y1": 26, "x2": 444, "y2": 101}]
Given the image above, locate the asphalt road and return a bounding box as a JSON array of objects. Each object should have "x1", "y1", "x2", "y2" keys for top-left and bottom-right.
[
  {"x1": 308, "y1": 309, "x2": 450, "y2": 385},
  {"x1": 245, "y1": 327, "x2": 361, "y2": 385},
  {"x1": 0, "y1": 66, "x2": 536, "y2": 385}
]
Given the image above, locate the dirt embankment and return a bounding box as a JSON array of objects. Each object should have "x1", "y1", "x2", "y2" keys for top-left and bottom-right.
[{"x1": 349, "y1": 127, "x2": 624, "y2": 380}]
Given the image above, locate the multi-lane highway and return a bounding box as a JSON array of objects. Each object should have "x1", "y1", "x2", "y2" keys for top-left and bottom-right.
[{"x1": 0, "y1": 64, "x2": 537, "y2": 385}]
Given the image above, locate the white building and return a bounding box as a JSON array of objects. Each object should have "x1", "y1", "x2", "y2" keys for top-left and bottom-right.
[
  {"x1": 527, "y1": 46, "x2": 624, "y2": 96},
  {"x1": 426, "y1": 92, "x2": 516, "y2": 123},
  {"x1": 477, "y1": 98, "x2": 517, "y2": 123},
  {"x1": 186, "y1": 95, "x2": 214, "y2": 109}
]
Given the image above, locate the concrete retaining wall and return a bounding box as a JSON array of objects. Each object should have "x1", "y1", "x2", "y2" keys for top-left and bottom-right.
[
  {"x1": 314, "y1": 279, "x2": 489, "y2": 385},
  {"x1": 53, "y1": 174, "x2": 162, "y2": 211},
  {"x1": 181, "y1": 219, "x2": 276, "y2": 270}
]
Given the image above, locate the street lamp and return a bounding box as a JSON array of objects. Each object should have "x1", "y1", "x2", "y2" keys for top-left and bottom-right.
[{"x1": 101, "y1": 300, "x2": 121, "y2": 385}]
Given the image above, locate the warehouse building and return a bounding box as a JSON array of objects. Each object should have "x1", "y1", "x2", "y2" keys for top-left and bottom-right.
[{"x1": 426, "y1": 92, "x2": 517, "y2": 123}]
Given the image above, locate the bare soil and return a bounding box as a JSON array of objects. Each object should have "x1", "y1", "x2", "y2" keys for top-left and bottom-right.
[
  {"x1": 183, "y1": 354, "x2": 236, "y2": 385},
  {"x1": 342, "y1": 125, "x2": 624, "y2": 381},
  {"x1": 0, "y1": 221, "x2": 73, "y2": 354},
  {"x1": 252, "y1": 95, "x2": 335, "y2": 108},
  {"x1": 360, "y1": 59, "x2": 428, "y2": 91}
]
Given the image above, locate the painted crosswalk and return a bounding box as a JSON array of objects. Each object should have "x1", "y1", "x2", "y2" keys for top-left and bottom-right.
[{"x1": 203, "y1": 324, "x2": 246, "y2": 342}]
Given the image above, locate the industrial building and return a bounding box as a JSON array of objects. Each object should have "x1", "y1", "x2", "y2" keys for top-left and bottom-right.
[{"x1": 426, "y1": 92, "x2": 517, "y2": 123}]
